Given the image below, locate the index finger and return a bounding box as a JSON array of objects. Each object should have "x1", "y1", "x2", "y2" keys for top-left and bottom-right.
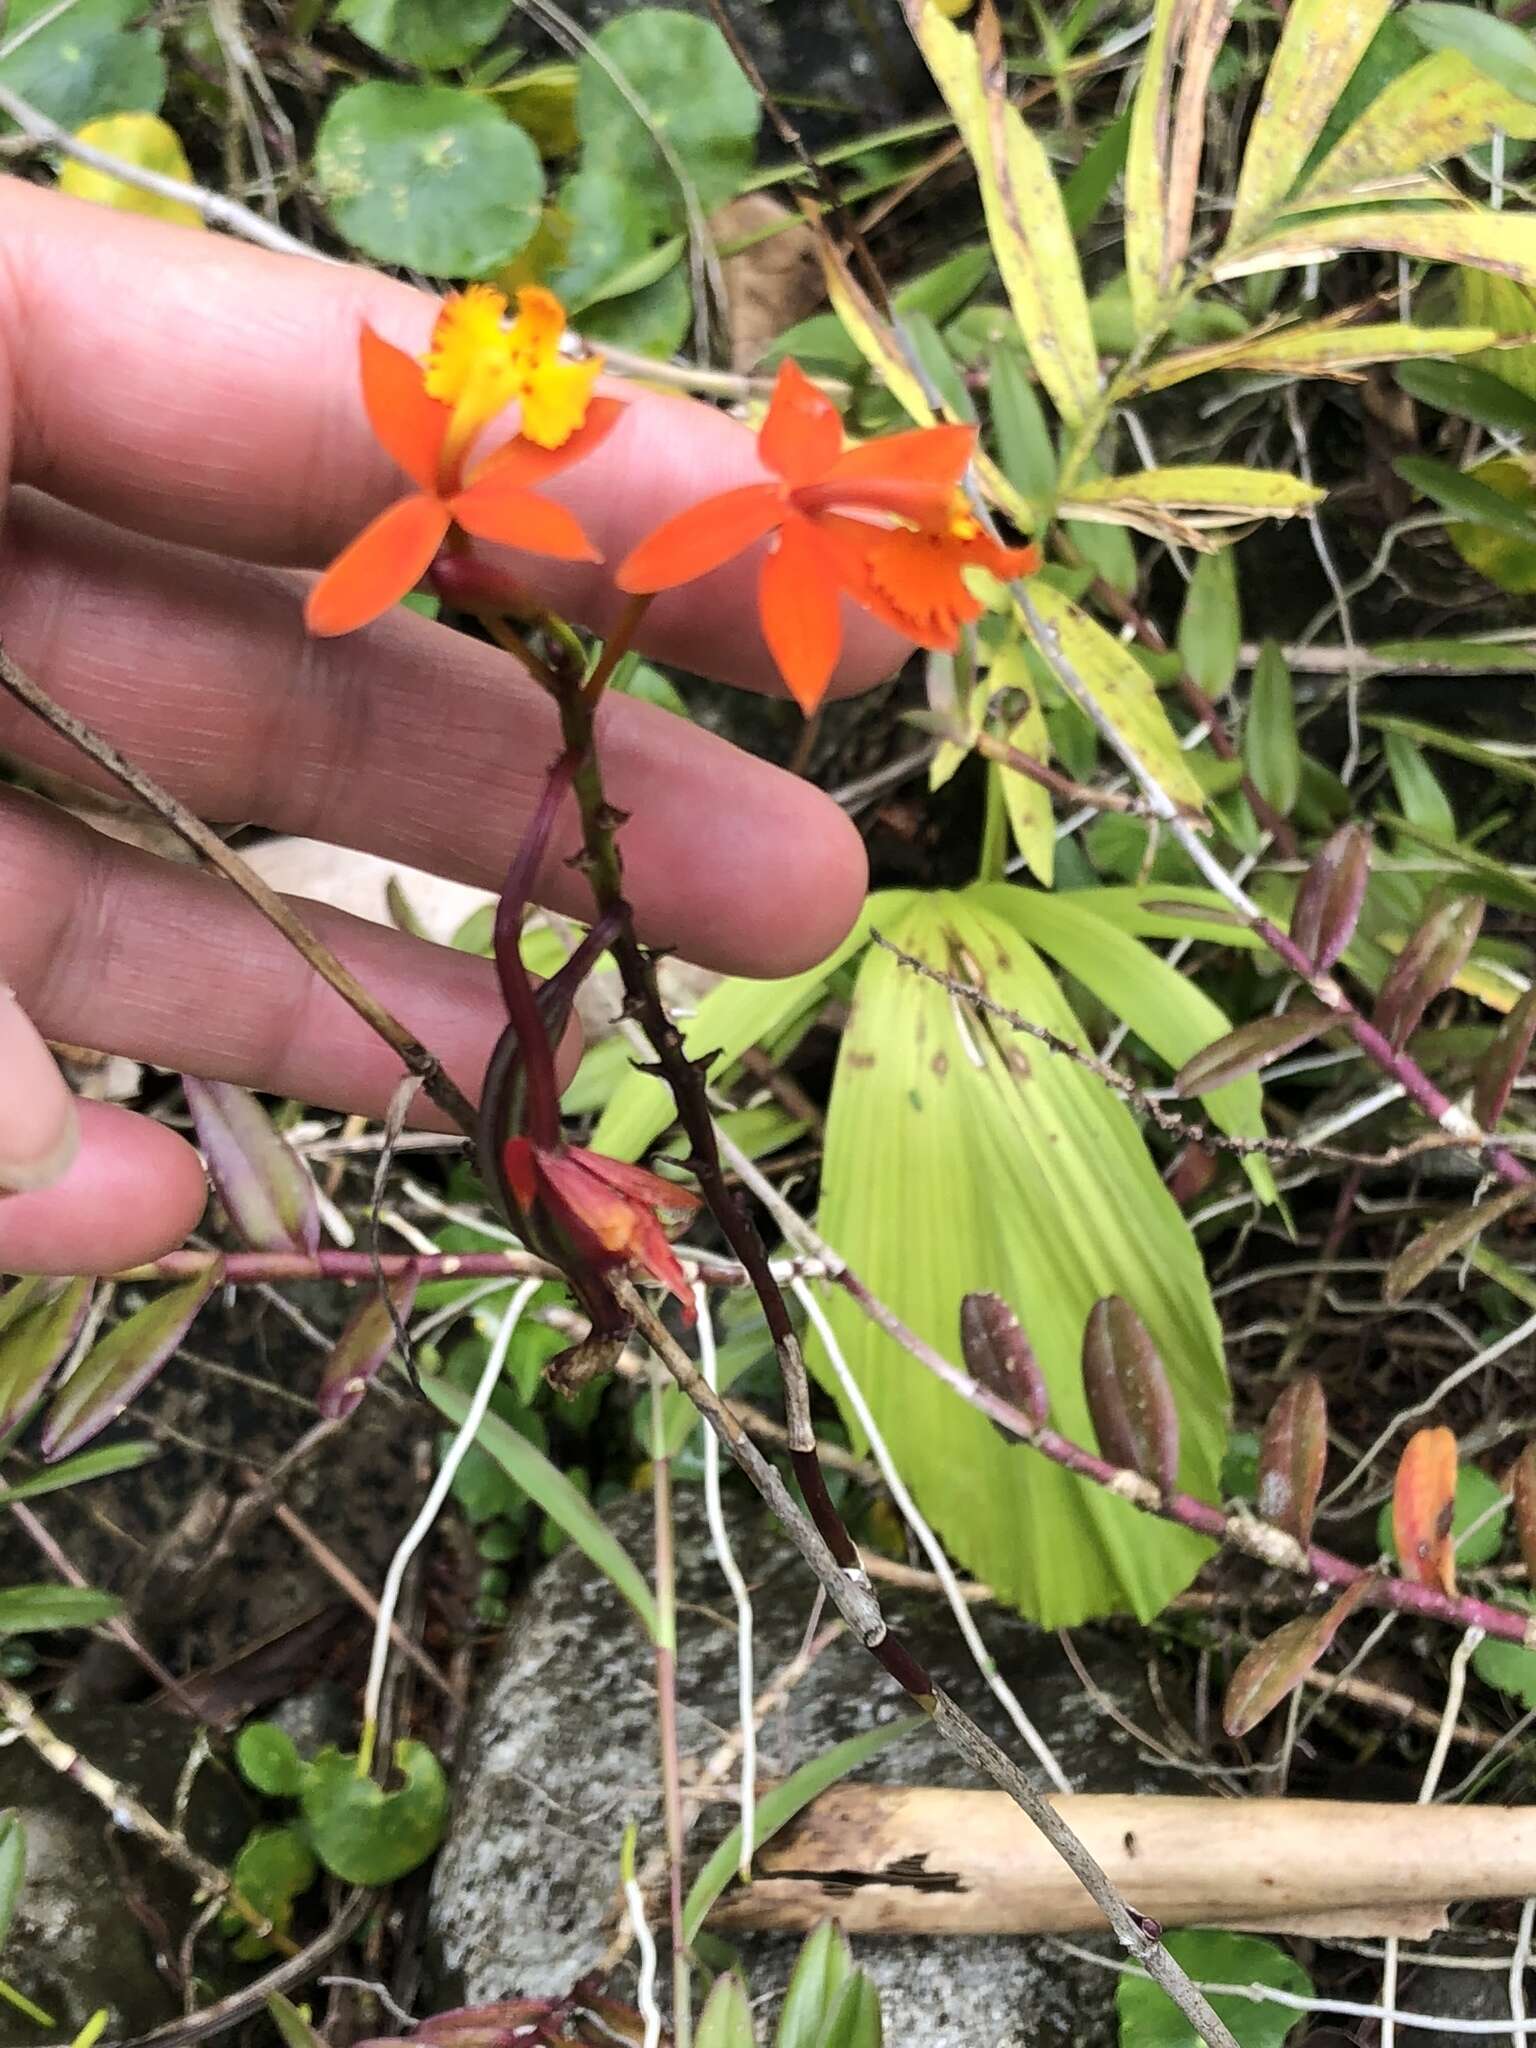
[{"x1": 0, "y1": 183, "x2": 904, "y2": 696}]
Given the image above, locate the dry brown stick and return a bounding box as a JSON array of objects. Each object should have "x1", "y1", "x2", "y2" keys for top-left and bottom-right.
[
  {"x1": 620, "y1": 1282, "x2": 1244, "y2": 2048},
  {"x1": 9, "y1": 1501, "x2": 203, "y2": 1713},
  {"x1": 265, "y1": 1495, "x2": 455, "y2": 1700},
  {"x1": 0, "y1": 1675, "x2": 297, "y2": 1954},
  {"x1": 0, "y1": 638, "x2": 477, "y2": 1134}
]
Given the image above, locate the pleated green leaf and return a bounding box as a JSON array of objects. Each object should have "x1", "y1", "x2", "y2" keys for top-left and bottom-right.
[
  {"x1": 977, "y1": 882, "x2": 1277, "y2": 1201},
  {"x1": 812, "y1": 890, "x2": 1226, "y2": 1625}
]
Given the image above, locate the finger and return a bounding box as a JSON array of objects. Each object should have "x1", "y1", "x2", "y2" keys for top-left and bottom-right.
[
  {"x1": 0, "y1": 183, "x2": 907, "y2": 698},
  {"x1": 0, "y1": 988, "x2": 78, "y2": 1191},
  {"x1": 0, "y1": 493, "x2": 869, "y2": 978},
  {"x1": 0, "y1": 790, "x2": 580, "y2": 1130},
  {"x1": 0, "y1": 1102, "x2": 209, "y2": 1275}
]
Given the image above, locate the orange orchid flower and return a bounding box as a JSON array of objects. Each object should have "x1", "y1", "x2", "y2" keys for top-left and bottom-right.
[
  {"x1": 305, "y1": 284, "x2": 621, "y2": 638},
  {"x1": 503, "y1": 1138, "x2": 702, "y2": 1320},
  {"x1": 615, "y1": 357, "x2": 1039, "y2": 712}
]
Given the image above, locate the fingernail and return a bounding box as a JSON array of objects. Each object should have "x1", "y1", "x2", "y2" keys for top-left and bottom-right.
[{"x1": 0, "y1": 990, "x2": 81, "y2": 1193}]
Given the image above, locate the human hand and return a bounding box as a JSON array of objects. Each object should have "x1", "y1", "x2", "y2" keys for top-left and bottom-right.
[{"x1": 0, "y1": 183, "x2": 899, "y2": 1274}]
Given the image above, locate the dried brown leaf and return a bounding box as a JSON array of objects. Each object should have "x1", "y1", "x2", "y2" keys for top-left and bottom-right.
[{"x1": 1393, "y1": 1425, "x2": 1459, "y2": 1595}]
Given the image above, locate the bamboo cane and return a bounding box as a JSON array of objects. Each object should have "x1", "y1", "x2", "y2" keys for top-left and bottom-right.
[{"x1": 713, "y1": 1788, "x2": 1536, "y2": 1942}]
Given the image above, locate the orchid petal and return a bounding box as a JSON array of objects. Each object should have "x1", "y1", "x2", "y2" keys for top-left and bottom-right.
[
  {"x1": 304, "y1": 494, "x2": 451, "y2": 637},
  {"x1": 831, "y1": 417, "x2": 974, "y2": 493},
  {"x1": 759, "y1": 513, "x2": 844, "y2": 713},
  {"x1": 570, "y1": 1147, "x2": 701, "y2": 1217},
  {"x1": 615, "y1": 483, "x2": 782, "y2": 593},
  {"x1": 759, "y1": 358, "x2": 844, "y2": 487},
  {"x1": 360, "y1": 326, "x2": 449, "y2": 494},
  {"x1": 450, "y1": 480, "x2": 602, "y2": 562},
  {"x1": 463, "y1": 396, "x2": 626, "y2": 492}
]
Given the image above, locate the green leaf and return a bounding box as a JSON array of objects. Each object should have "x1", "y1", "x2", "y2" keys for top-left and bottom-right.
[
  {"x1": 896, "y1": 242, "x2": 993, "y2": 323},
  {"x1": 816, "y1": 1975, "x2": 882, "y2": 2048},
  {"x1": 1384, "y1": 728, "x2": 1456, "y2": 842},
  {"x1": 336, "y1": 0, "x2": 513, "y2": 71},
  {"x1": 0, "y1": 1814, "x2": 23, "y2": 1952},
  {"x1": 0, "y1": 1277, "x2": 93, "y2": 1437},
  {"x1": 579, "y1": 262, "x2": 692, "y2": 359},
  {"x1": 41, "y1": 1269, "x2": 219, "y2": 1461},
  {"x1": 1457, "y1": 268, "x2": 1536, "y2": 402},
  {"x1": 226, "y1": 1827, "x2": 317, "y2": 1955},
  {"x1": 812, "y1": 891, "x2": 1227, "y2": 1625},
  {"x1": 985, "y1": 883, "x2": 1276, "y2": 1201},
  {"x1": 575, "y1": 10, "x2": 758, "y2": 218},
  {"x1": 683, "y1": 1718, "x2": 917, "y2": 1943},
  {"x1": 1398, "y1": 453, "x2": 1536, "y2": 548},
  {"x1": 1063, "y1": 108, "x2": 1131, "y2": 236},
  {"x1": 1366, "y1": 711, "x2": 1536, "y2": 790},
  {"x1": 1404, "y1": 3, "x2": 1536, "y2": 102},
  {"x1": 423, "y1": 1377, "x2": 659, "y2": 1639},
  {"x1": 1244, "y1": 642, "x2": 1300, "y2": 816},
  {"x1": 1226, "y1": 0, "x2": 1393, "y2": 246},
  {"x1": 300, "y1": 1740, "x2": 448, "y2": 1885},
  {"x1": 0, "y1": 1440, "x2": 156, "y2": 1508},
  {"x1": 1472, "y1": 1595, "x2": 1536, "y2": 1705},
  {"x1": 1395, "y1": 359, "x2": 1536, "y2": 440},
  {"x1": 543, "y1": 167, "x2": 663, "y2": 312},
  {"x1": 1442, "y1": 455, "x2": 1536, "y2": 593},
  {"x1": 593, "y1": 903, "x2": 885, "y2": 1162},
  {"x1": 989, "y1": 346, "x2": 1056, "y2": 517},
  {"x1": 987, "y1": 639, "x2": 1054, "y2": 888},
  {"x1": 1177, "y1": 549, "x2": 1241, "y2": 698},
  {"x1": 902, "y1": 310, "x2": 976, "y2": 423},
  {"x1": 236, "y1": 1722, "x2": 306, "y2": 1801},
  {"x1": 314, "y1": 82, "x2": 544, "y2": 276},
  {"x1": 0, "y1": 1585, "x2": 121, "y2": 1637},
  {"x1": 0, "y1": 0, "x2": 164, "y2": 133},
  {"x1": 696, "y1": 1976, "x2": 754, "y2": 2048},
  {"x1": 266, "y1": 1995, "x2": 327, "y2": 2048},
  {"x1": 1377, "y1": 1462, "x2": 1508, "y2": 1568},
  {"x1": 1115, "y1": 1928, "x2": 1312, "y2": 2047},
  {"x1": 1021, "y1": 582, "x2": 1206, "y2": 812},
  {"x1": 776, "y1": 1922, "x2": 854, "y2": 2048}
]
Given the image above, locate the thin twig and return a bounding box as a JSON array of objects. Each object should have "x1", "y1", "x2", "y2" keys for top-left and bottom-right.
[
  {"x1": 0, "y1": 1676, "x2": 295, "y2": 1953},
  {"x1": 0, "y1": 640, "x2": 477, "y2": 1133}
]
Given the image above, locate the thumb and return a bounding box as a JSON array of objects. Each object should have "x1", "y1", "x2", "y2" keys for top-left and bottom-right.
[{"x1": 0, "y1": 987, "x2": 79, "y2": 1192}]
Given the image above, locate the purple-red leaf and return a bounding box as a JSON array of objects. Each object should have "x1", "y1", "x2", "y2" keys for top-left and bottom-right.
[
  {"x1": 41, "y1": 1269, "x2": 220, "y2": 1461},
  {"x1": 317, "y1": 1271, "x2": 419, "y2": 1420},
  {"x1": 1222, "y1": 1576, "x2": 1371, "y2": 1738},
  {"x1": 1392, "y1": 1425, "x2": 1459, "y2": 1594},
  {"x1": 1372, "y1": 895, "x2": 1484, "y2": 1050},
  {"x1": 184, "y1": 1078, "x2": 320, "y2": 1255},
  {"x1": 960, "y1": 1291, "x2": 1048, "y2": 1427},
  {"x1": 0, "y1": 1278, "x2": 94, "y2": 1438},
  {"x1": 1513, "y1": 1444, "x2": 1536, "y2": 1587},
  {"x1": 1172, "y1": 1007, "x2": 1337, "y2": 1096},
  {"x1": 1473, "y1": 983, "x2": 1536, "y2": 1132},
  {"x1": 1384, "y1": 1182, "x2": 1536, "y2": 1304},
  {"x1": 1081, "y1": 1295, "x2": 1179, "y2": 1492},
  {"x1": 1290, "y1": 823, "x2": 1370, "y2": 972},
  {"x1": 1256, "y1": 1375, "x2": 1327, "y2": 1549}
]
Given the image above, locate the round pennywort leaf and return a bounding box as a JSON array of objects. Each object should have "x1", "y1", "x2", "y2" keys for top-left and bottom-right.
[
  {"x1": 575, "y1": 10, "x2": 758, "y2": 218},
  {"x1": 315, "y1": 82, "x2": 544, "y2": 278}
]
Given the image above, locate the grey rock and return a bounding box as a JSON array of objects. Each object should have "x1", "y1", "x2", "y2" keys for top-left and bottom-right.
[
  {"x1": 0, "y1": 1706, "x2": 250, "y2": 2045},
  {"x1": 429, "y1": 1488, "x2": 1184, "y2": 2044}
]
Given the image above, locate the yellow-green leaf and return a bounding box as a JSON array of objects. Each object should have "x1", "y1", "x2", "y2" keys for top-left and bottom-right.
[
  {"x1": 900, "y1": 0, "x2": 1099, "y2": 426},
  {"x1": 1136, "y1": 319, "x2": 1500, "y2": 394},
  {"x1": 1221, "y1": 208, "x2": 1536, "y2": 288},
  {"x1": 1457, "y1": 268, "x2": 1536, "y2": 400},
  {"x1": 1020, "y1": 581, "x2": 1205, "y2": 810},
  {"x1": 1124, "y1": 0, "x2": 1182, "y2": 332},
  {"x1": 1297, "y1": 51, "x2": 1536, "y2": 209},
  {"x1": 1227, "y1": 0, "x2": 1393, "y2": 248},
  {"x1": 1066, "y1": 466, "x2": 1324, "y2": 515},
  {"x1": 57, "y1": 114, "x2": 203, "y2": 228},
  {"x1": 989, "y1": 639, "x2": 1053, "y2": 887},
  {"x1": 811, "y1": 889, "x2": 1227, "y2": 1624},
  {"x1": 1444, "y1": 453, "x2": 1536, "y2": 592}
]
